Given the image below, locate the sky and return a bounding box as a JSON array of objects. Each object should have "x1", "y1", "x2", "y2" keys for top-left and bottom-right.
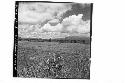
[{"x1": 18, "y1": 2, "x2": 91, "y2": 39}]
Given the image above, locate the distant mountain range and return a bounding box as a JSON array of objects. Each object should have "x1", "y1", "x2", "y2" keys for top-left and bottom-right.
[{"x1": 64, "y1": 36, "x2": 89, "y2": 40}]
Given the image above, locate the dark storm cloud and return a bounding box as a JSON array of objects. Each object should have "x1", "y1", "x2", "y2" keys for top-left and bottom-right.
[{"x1": 61, "y1": 3, "x2": 91, "y2": 21}]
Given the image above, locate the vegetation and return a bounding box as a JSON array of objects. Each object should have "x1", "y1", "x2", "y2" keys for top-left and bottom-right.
[
  {"x1": 18, "y1": 36, "x2": 90, "y2": 44},
  {"x1": 17, "y1": 41, "x2": 90, "y2": 79}
]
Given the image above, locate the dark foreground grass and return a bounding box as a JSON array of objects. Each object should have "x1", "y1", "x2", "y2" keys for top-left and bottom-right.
[{"x1": 17, "y1": 41, "x2": 90, "y2": 79}]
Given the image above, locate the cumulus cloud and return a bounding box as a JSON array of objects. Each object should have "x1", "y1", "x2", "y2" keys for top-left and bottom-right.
[
  {"x1": 18, "y1": 14, "x2": 90, "y2": 38},
  {"x1": 63, "y1": 14, "x2": 90, "y2": 33},
  {"x1": 18, "y1": 3, "x2": 90, "y2": 38},
  {"x1": 23, "y1": 14, "x2": 89, "y2": 34},
  {"x1": 18, "y1": 3, "x2": 72, "y2": 24}
]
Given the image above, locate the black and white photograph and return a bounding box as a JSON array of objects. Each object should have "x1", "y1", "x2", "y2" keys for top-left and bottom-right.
[
  {"x1": 13, "y1": 1, "x2": 93, "y2": 79},
  {"x1": 1, "y1": 0, "x2": 125, "y2": 82}
]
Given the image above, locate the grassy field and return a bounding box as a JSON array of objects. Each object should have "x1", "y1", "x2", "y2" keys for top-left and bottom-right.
[{"x1": 17, "y1": 41, "x2": 90, "y2": 79}]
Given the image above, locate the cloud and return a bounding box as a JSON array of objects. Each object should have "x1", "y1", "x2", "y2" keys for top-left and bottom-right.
[
  {"x1": 61, "y1": 14, "x2": 90, "y2": 33},
  {"x1": 18, "y1": 13, "x2": 90, "y2": 38},
  {"x1": 18, "y1": 3, "x2": 72, "y2": 24},
  {"x1": 35, "y1": 14, "x2": 90, "y2": 33},
  {"x1": 41, "y1": 23, "x2": 62, "y2": 32}
]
